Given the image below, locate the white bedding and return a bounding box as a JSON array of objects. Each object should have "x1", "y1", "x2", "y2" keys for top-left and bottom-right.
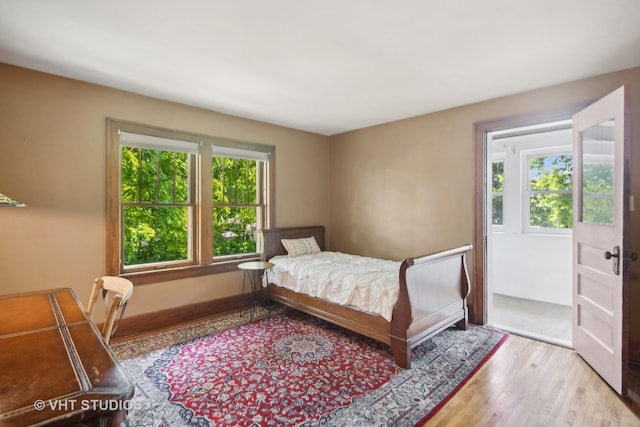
[{"x1": 264, "y1": 251, "x2": 401, "y2": 321}]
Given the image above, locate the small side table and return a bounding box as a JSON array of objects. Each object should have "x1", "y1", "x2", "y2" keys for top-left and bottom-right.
[{"x1": 238, "y1": 261, "x2": 275, "y2": 320}]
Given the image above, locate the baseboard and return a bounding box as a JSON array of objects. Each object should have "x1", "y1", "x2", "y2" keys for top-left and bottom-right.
[{"x1": 111, "y1": 293, "x2": 246, "y2": 340}]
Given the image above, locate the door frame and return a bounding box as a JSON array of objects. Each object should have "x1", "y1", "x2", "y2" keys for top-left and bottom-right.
[{"x1": 471, "y1": 101, "x2": 592, "y2": 324}]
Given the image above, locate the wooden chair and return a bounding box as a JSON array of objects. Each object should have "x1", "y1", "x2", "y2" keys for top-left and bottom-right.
[{"x1": 86, "y1": 276, "x2": 133, "y2": 344}]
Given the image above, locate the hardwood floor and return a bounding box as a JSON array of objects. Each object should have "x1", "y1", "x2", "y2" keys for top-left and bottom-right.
[{"x1": 423, "y1": 334, "x2": 640, "y2": 427}]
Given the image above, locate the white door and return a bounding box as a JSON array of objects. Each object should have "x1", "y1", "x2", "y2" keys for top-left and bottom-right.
[{"x1": 572, "y1": 86, "x2": 629, "y2": 395}]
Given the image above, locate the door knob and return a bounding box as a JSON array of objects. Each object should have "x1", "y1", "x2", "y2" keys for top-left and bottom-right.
[
  {"x1": 604, "y1": 246, "x2": 621, "y2": 275},
  {"x1": 629, "y1": 252, "x2": 638, "y2": 262},
  {"x1": 605, "y1": 250, "x2": 620, "y2": 260}
]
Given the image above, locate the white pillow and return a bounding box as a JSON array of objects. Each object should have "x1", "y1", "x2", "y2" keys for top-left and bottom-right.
[{"x1": 281, "y1": 236, "x2": 321, "y2": 257}]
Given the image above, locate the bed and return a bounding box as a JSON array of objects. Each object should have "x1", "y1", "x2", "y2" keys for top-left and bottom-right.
[{"x1": 260, "y1": 225, "x2": 472, "y2": 369}]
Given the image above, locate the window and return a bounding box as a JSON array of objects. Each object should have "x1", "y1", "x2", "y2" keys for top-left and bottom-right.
[
  {"x1": 120, "y1": 133, "x2": 198, "y2": 269},
  {"x1": 525, "y1": 152, "x2": 573, "y2": 230},
  {"x1": 488, "y1": 121, "x2": 574, "y2": 234},
  {"x1": 491, "y1": 159, "x2": 505, "y2": 225},
  {"x1": 211, "y1": 145, "x2": 270, "y2": 259},
  {"x1": 107, "y1": 119, "x2": 274, "y2": 283}
]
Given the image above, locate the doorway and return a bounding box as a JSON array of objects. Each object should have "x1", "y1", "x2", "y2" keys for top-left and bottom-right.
[
  {"x1": 485, "y1": 120, "x2": 573, "y2": 347},
  {"x1": 471, "y1": 102, "x2": 592, "y2": 339}
]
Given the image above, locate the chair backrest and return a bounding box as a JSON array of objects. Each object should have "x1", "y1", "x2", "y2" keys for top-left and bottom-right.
[{"x1": 86, "y1": 276, "x2": 133, "y2": 344}]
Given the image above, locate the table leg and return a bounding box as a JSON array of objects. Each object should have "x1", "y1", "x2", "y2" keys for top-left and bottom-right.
[
  {"x1": 250, "y1": 270, "x2": 258, "y2": 321},
  {"x1": 240, "y1": 271, "x2": 247, "y2": 314}
]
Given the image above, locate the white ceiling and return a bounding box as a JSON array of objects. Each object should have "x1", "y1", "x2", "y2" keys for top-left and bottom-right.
[{"x1": 1, "y1": 1, "x2": 639, "y2": 135}]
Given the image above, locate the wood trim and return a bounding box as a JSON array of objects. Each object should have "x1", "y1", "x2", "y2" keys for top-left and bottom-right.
[
  {"x1": 198, "y1": 142, "x2": 213, "y2": 264},
  {"x1": 630, "y1": 338, "x2": 640, "y2": 365},
  {"x1": 268, "y1": 284, "x2": 390, "y2": 343},
  {"x1": 472, "y1": 122, "x2": 485, "y2": 324},
  {"x1": 106, "y1": 119, "x2": 121, "y2": 275},
  {"x1": 472, "y1": 101, "x2": 593, "y2": 324},
  {"x1": 110, "y1": 293, "x2": 247, "y2": 340},
  {"x1": 121, "y1": 257, "x2": 258, "y2": 286}
]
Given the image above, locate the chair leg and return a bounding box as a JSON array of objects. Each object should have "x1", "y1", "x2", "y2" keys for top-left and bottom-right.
[{"x1": 102, "y1": 295, "x2": 123, "y2": 344}]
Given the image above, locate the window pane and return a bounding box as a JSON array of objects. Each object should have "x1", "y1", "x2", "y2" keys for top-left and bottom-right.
[
  {"x1": 492, "y1": 195, "x2": 503, "y2": 225},
  {"x1": 530, "y1": 194, "x2": 573, "y2": 228},
  {"x1": 491, "y1": 161, "x2": 504, "y2": 225},
  {"x1": 237, "y1": 159, "x2": 257, "y2": 204},
  {"x1": 492, "y1": 161, "x2": 504, "y2": 192},
  {"x1": 583, "y1": 195, "x2": 614, "y2": 225},
  {"x1": 581, "y1": 120, "x2": 614, "y2": 225},
  {"x1": 212, "y1": 155, "x2": 260, "y2": 258},
  {"x1": 159, "y1": 151, "x2": 189, "y2": 203},
  {"x1": 212, "y1": 157, "x2": 224, "y2": 203},
  {"x1": 530, "y1": 154, "x2": 573, "y2": 191},
  {"x1": 528, "y1": 153, "x2": 573, "y2": 229},
  {"x1": 213, "y1": 206, "x2": 257, "y2": 256},
  {"x1": 123, "y1": 206, "x2": 190, "y2": 265},
  {"x1": 122, "y1": 147, "x2": 189, "y2": 204},
  {"x1": 582, "y1": 162, "x2": 614, "y2": 225},
  {"x1": 139, "y1": 149, "x2": 159, "y2": 202},
  {"x1": 121, "y1": 147, "x2": 139, "y2": 202},
  {"x1": 212, "y1": 157, "x2": 257, "y2": 204}
]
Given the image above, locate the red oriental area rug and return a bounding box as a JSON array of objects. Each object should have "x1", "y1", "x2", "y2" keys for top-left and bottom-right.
[
  {"x1": 113, "y1": 308, "x2": 507, "y2": 426},
  {"x1": 155, "y1": 312, "x2": 395, "y2": 425}
]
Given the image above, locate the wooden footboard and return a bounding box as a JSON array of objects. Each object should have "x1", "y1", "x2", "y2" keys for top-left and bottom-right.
[
  {"x1": 391, "y1": 244, "x2": 472, "y2": 368},
  {"x1": 261, "y1": 226, "x2": 472, "y2": 369}
]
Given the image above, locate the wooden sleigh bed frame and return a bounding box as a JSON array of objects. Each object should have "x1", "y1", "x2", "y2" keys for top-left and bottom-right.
[{"x1": 261, "y1": 225, "x2": 472, "y2": 369}]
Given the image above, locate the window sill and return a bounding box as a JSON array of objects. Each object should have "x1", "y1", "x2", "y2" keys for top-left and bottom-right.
[{"x1": 120, "y1": 257, "x2": 261, "y2": 286}]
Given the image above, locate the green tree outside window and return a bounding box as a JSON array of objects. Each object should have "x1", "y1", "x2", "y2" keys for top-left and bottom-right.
[
  {"x1": 582, "y1": 162, "x2": 614, "y2": 225},
  {"x1": 529, "y1": 154, "x2": 573, "y2": 228},
  {"x1": 121, "y1": 147, "x2": 191, "y2": 266},
  {"x1": 212, "y1": 157, "x2": 260, "y2": 257},
  {"x1": 491, "y1": 160, "x2": 504, "y2": 225}
]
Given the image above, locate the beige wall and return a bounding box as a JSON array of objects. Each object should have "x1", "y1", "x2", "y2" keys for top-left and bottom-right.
[
  {"x1": 329, "y1": 67, "x2": 640, "y2": 337},
  {"x1": 1, "y1": 62, "x2": 639, "y2": 336},
  {"x1": 0, "y1": 63, "x2": 330, "y2": 319}
]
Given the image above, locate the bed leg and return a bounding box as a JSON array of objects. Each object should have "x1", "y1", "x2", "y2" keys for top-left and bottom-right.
[
  {"x1": 390, "y1": 337, "x2": 410, "y2": 369},
  {"x1": 455, "y1": 317, "x2": 468, "y2": 331}
]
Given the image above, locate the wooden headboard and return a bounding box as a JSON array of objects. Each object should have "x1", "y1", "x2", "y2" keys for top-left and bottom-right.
[{"x1": 261, "y1": 226, "x2": 326, "y2": 261}]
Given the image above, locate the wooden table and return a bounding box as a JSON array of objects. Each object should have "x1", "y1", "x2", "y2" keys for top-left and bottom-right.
[{"x1": 0, "y1": 288, "x2": 134, "y2": 426}]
